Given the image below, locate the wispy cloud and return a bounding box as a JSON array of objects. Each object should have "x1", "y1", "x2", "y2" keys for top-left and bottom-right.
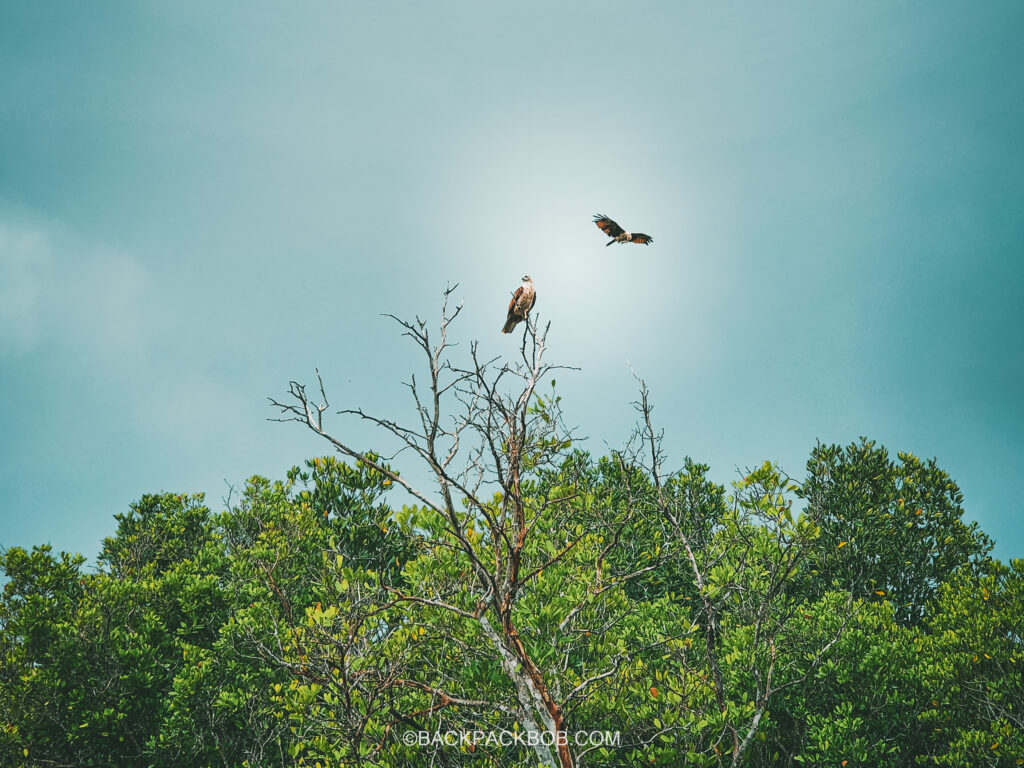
[
  {"x1": 0, "y1": 219, "x2": 152, "y2": 366},
  {"x1": 0, "y1": 223, "x2": 50, "y2": 354}
]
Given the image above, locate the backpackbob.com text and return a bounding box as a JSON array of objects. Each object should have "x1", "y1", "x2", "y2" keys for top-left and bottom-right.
[{"x1": 402, "y1": 730, "x2": 621, "y2": 748}]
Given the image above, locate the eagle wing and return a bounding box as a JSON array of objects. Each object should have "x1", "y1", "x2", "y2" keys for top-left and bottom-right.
[
  {"x1": 507, "y1": 285, "x2": 524, "y2": 315},
  {"x1": 507, "y1": 286, "x2": 537, "y2": 312},
  {"x1": 593, "y1": 214, "x2": 624, "y2": 238},
  {"x1": 630, "y1": 233, "x2": 653, "y2": 245},
  {"x1": 502, "y1": 285, "x2": 533, "y2": 333}
]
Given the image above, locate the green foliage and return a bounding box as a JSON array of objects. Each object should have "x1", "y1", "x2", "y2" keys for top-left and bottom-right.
[
  {"x1": 798, "y1": 439, "x2": 992, "y2": 623},
  {"x1": 1, "y1": 442, "x2": 1020, "y2": 767},
  {"x1": 99, "y1": 492, "x2": 217, "y2": 579}
]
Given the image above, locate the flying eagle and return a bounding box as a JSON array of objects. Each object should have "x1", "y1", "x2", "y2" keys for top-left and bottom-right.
[
  {"x1": 593, "y1": 214, "x2": 653, "y2": 246},
  {"x1": 501, "y1": 275, "x2": 536, "y2": 334}
]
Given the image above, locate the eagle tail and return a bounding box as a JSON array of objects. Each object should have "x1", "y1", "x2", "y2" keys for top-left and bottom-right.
[
  {"x1": 501, "y1": 318, "x2": 518, "y2": 334},
  {"x1": 605, "y1": 240, "x2": 614, "y2": 247}
]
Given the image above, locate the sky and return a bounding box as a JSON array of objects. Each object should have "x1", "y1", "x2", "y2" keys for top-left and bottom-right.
[{"x1": 1, "y1": 2, "x2": 1022, "y2": 563}]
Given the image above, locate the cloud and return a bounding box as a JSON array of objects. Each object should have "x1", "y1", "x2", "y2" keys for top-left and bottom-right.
[
  {"x1": 0, "y1": 219, "x2": 152, "y2": 366},
  {"x1": 0, "y1": 223, "x2": 50, "y2": 354},
  {"x1": 0, "y1": 214, "x2": 259, "y2": 465}
]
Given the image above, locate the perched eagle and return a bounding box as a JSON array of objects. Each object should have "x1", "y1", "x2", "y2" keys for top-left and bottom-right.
[
  {"x1": 593, "y1": 214, "x2": 653, "y2": 246},
  {"x1": 501, "y1": 275, "x2": 536, "y2": 334}
]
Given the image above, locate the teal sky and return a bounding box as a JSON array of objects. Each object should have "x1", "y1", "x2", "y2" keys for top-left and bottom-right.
[{"x1": 1, "y1": 2, "x2": 1022, "y2": 562}]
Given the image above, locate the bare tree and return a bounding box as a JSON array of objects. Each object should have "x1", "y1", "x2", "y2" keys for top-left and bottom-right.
[{"x1": 271, "y1": 287, "x2": 591, "y2": 767}]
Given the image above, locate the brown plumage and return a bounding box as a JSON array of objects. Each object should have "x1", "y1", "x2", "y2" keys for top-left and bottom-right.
[
  {"x1": 594, "y1": 213, "x2": 653, "y2": 246},
  {"x1": 501, "y1": 275, "x2": 536, "y2": 334}
]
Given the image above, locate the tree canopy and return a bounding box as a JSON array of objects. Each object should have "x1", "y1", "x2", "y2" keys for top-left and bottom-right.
[{"x1": 1, "y1": 312, "x2": 1019, "y2": 768}]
